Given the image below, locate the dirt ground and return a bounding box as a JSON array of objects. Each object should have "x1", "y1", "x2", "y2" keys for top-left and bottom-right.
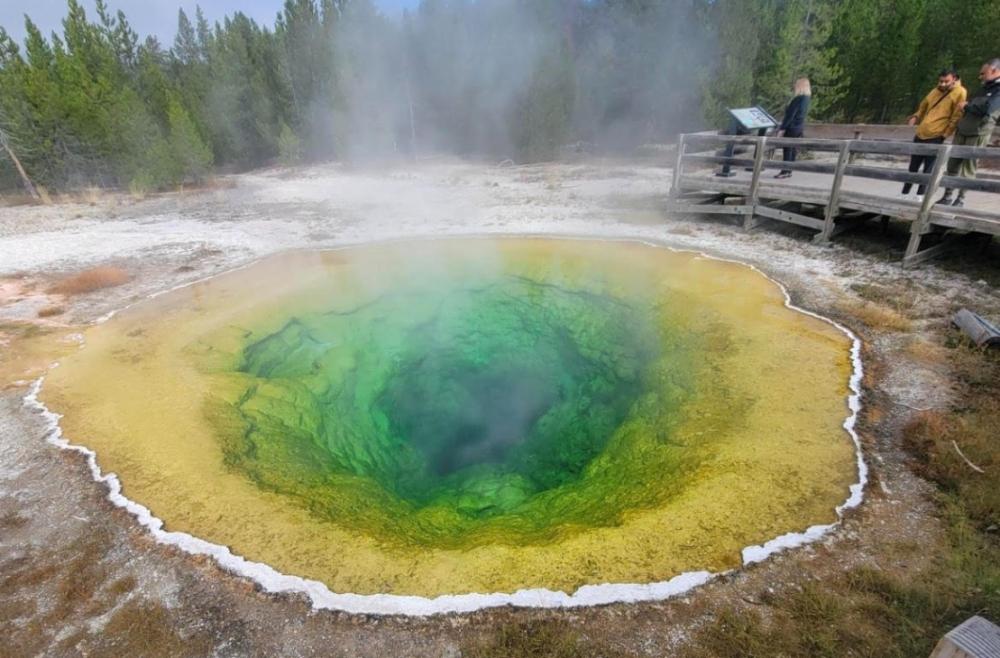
[{"x1": 0, "y1": 159, "x2": 998, "y2": 657}]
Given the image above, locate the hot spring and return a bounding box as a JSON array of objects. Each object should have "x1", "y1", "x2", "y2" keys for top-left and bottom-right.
[{"x1": 39, "y1": 238, "x2": 860, "y2": 609}]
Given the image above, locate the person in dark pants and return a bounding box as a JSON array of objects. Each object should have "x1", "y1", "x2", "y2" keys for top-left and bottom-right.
[
  {"x1": 775, "y1": 78, "x2": 812, "y2": 179},
  {"x1": 938, "y1": 58, "x2": 1000, "y2": 207},
  {"x1": 902, "y1": 69, "x2": 966, "y2": 196}
]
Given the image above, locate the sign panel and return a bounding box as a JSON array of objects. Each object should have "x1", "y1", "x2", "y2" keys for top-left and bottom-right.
[{"x1": 729, "y1": 107, "x2": 778, "y2": 131}]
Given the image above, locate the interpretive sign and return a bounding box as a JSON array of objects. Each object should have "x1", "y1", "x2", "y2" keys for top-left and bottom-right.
[{"x1": 729, "y1": 107, "x2": 778, "y2": 131}]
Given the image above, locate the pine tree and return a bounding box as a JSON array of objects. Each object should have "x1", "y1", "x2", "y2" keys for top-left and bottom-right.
[
  {"x1": 277, "y1": 120, "x2": 304, "y2": 164},
  {"x1": 136, "y1": 37, "x2": 173, "y2": 128},
  {"x1": 701, "y1": 0, "x2": 765, "y2": 127},
  {"x1": 95, "y1": 1, "x2": 138, "y2": 74},
  {"x1": 166, "y1": 97, "x2": 213, "y2": 182},
  {"x1": 513, "y1": 47, "x2": 576, "y2": 162},
  {"x1": 170, "y1": 9, "x2": 213, "y2": 164},
  {"x1": 830, "y1": 0, "x2": 928, "y2": 122},
  {"x1": 194, "y1": 7, "x2": 212, "y2": 54},
  {"x1": 0, "y1": 27, "x2": 42, "y2": 194},
  {"x1": 750, "y1": 1, "x2": 837, "y2": 115},
  {"x1": 174, "y1": 9, "x2": 200, "y2": 66}
]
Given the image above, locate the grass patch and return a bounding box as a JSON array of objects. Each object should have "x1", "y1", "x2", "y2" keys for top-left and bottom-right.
[
  {"x1": 903, "y1": 338, "x2": 949, "y2": 364},
  {"x1": 49, "y1": 266, "x2": 130, "y2": 296},
  {"x1": 37, "y1": 305, "x2": 65, "y2": 318},
  {"x1": 0, "y1": 511, "x2": 29, "y2": 530},
  {"x1": 849, "y1": 283, "x2": 917, "y2": 314},
  {"x1": 1, "y1": 556, "x2": 60, "y2": 590},
  {"x1": 836, "y1": 299, "x2": 912, "y2": 332},
  {"x1": 902, "y1": 347, "x2": 999, "y2": 531},
  {"x1": 0, "y1": 192, "x2": 44, "y2": 207},
  {"x1": 55, "y1": 542, "x2": 110, "y2": 617},
  {"x1": 107, "y1": 574, "x2": 138, "y2": 597},
  {"x1": 464, "y1": 619, "x2": 632, "y2": 658},
  {"x1": 87, "y1": 600, "x2": 214, "y2": 658},
  {"x1": 684, "y1": 539, "x2": 998, "y2": 657}
]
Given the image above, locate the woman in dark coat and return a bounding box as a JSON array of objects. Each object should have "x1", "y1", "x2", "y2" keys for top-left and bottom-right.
[{"x1": 775, "y1": 77, "x2": 812, "y2": 179}]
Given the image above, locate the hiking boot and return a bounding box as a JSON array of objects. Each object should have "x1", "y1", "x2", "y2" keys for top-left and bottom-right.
[
  {"x1": 952, "y1": 197, "x2": 965, "y2": 208},
  {"x1": 935, "y1": 194, "x2": 953, "y2": 206}
]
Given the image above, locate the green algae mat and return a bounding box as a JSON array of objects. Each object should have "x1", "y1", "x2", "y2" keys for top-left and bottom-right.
[{"x1": 40, "y1": 238, "x2": 859, "y2": 604}]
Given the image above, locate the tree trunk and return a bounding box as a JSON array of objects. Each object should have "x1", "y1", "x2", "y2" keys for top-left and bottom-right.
[{"x1": 0, "y1": 127, "x2": 40, "y2": 200}]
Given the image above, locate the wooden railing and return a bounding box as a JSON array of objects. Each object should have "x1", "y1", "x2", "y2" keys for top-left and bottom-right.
[
  {"x1": 669, "y1": 133, "x2": 1000, "y2": 266},
  {"x1": 807, "y1": 122, "x2": 1000, "y2": 146}
]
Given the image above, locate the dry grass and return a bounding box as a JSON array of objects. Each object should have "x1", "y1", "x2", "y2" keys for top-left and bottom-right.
[
  {"x1": 52, "y1": 186, "x2": 108, "y2": 206},
  {"x1": 850, "y1": 282, "x2": 917, "y2": 313},
  {"x1": 81, "y1": 186, "x2": 103, "y2": 206},
  {"x1": 0, "y1": 596, "x2": 37, "y2": 622},
  {"x1": 52, "y1": 530, "x2": 117, "y2": 619},
  {"x1": 107, "y1": 575, "x2": 137, "y2": 597},
  {"x1": 836, "y1": 300, "x2": 912, "y2": 332},
  {"x1": 177, "y1": 176, "x2": 235, "y2": 193},
  {"x1": 0, "y1": 192, "x2": 45, "y2": 207},
  {"x1": 49, "y1": 266, "x2": 130, "y2": 296},
  {"x1": 903, "y1": 338, "x2": 950, "y2": 365},
  {"x1": 682, "y1": 527, "x2": 998, "y2": 657},
  {"x1": 464, "y1": 619, "x2": 632, "y2": 658},
  {"x1": 1, "y1": 557, "x2": 60, "y2": 590},
  {"x1": 99, "y1": 603, "x2": 182, "y2": 653},
  {"x1": 0, "y1": 511, "x2": 29, "y2": 530},
  {"x1": 682, "y1": 566, "x2": 994, "y2": 658},
  {"x1": 56, "y1": 556, "x2": 108, "y2": 617},
  {"x1": 902, "y1": 348, "x2": 999, "y2": 530},
  {"x1": 37, "y1": 305, "x2": 65, "y2": 318},
  {"x1": 0, "y1": 525, "x2": 162, "y2": 656},
  {"x1": 79, "y1": 600, "x2": 214, "y2": 658}
]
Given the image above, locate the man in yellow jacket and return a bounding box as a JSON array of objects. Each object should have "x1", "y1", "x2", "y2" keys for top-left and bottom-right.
[{"x1": 902, "y1": 69, "x2": 966, "y2": 196}]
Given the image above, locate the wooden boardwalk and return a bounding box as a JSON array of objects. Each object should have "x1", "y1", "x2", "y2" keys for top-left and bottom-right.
[{"x1": 667, "y1": 133, "x2": 1000, "y2": 266}]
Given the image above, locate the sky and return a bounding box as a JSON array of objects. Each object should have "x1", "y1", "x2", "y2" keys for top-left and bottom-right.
[{"x1": 0, "y1": 0, "x2": 419, "y2": 46}]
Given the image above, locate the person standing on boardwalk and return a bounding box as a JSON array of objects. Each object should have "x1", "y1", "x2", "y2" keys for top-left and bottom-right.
[
  {"x1": 902, "y1": 69, "x2": 966, "y2": 196},
  {"x1": 938, "y1": 58, "x2": 1000, "y2": 207},
  {"x1": 774, "y1": 78, "x2": 812, "y2": 179}
]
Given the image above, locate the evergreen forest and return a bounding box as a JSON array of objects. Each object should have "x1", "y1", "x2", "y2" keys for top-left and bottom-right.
[{"x1": 0, "y1": 0, "x2": 998, "y2": 193}]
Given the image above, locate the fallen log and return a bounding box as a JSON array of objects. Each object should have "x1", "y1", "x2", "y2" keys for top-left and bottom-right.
[
  {"x1": 952, "y1": 309, "x2": 1000, "y2": 348},
  {"x1": 0, "y1": 126, "x2": 40, "y2": 200}
]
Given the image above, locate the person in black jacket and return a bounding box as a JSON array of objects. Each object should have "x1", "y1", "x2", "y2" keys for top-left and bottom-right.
[
  {"x1": 775, "y1": 78, "x2": 812, "y2": 179},
  {"x1": 937, "y1": 58, "x2": 1000, "y2": 207}
]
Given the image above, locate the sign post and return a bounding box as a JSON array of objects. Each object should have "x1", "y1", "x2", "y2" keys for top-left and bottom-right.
[{"x1": 716, "y1": 106, "x2": 778, "y2": 177}]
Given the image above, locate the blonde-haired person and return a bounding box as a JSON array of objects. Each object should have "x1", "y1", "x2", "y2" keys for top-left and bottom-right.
[{"x1": 775, "y1": 77, "x2": 812, "y2": 179}]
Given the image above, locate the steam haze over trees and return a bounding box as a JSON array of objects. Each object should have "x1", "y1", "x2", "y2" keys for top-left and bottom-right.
[{"x1": 0, "y1": 0, "x2": 998, "y2": 193}]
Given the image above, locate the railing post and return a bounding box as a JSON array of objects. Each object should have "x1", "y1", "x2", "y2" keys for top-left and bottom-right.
[
  {"x1": 743, "y1": 136, "x2": 767, "y2": 230},
  {"x1": 848, "y1": 130, "x2": 862, "y2": 163},
  {"x1": 904, "y1": 144, "x2": 951, "y2": 264},
  {"x1": 670, "y1": 134, "x2": 686, "y2": 198},
  {"x1": 815, "y1": 140, "x2": 851, "y2": 244}
]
